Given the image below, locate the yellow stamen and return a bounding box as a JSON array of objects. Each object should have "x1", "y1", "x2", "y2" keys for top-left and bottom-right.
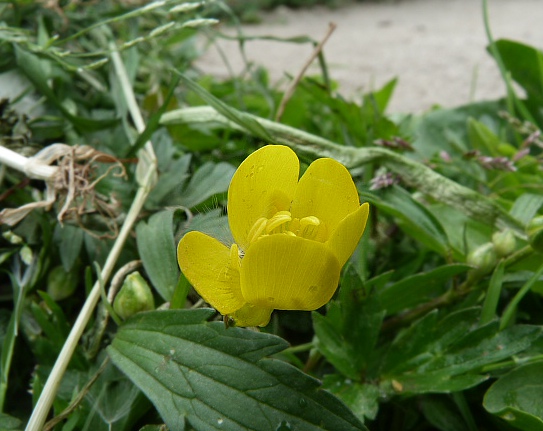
[
  {"x1": 247, "y1": 217, "x2": 267, "y2": 245},
  {"x1": 266, "y1": 210, "x2": 292, "y2": 233},
  {"x1": 300, "y1": 216, "x2": 321, "y2": 240}
]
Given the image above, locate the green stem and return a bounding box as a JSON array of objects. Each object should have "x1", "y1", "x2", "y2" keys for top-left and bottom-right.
[
  {"x1": 480, "y1": 354, "x2": 543, "y2": 373},
  {"x1": 24, "y1": 44, "x2": 157, "y2": 431},
  {"x1": 482, "y1": 0, "x2": 537, "y2": 124}
]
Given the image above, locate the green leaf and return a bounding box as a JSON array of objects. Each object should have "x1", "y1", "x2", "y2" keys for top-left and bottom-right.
[
  {"x1": 136, "y1": 210, "x2": 179, "y2": 301},
  {"x1": 175, "y1": 161, "x2": 235, "y2": 209},
  {"x1": 391, "y1": 372, "x2": 489, "y2": 395},
  {"x1": 467, "y1": 118, "x2": 507, "y2": 157},
  {"x1": 510, "y1": 193, "x2": 543, "y2": 226},
  {"x1": 377, "y1": 264, "x2": 471, "y2": 316},
  {"x1": 481, "y1": 260, "x2": 505, "y2": 325},
  {"x1": 323, "y1": 375, "x2": 380, "y2": 423},
  {"x1": 412, "y1": 100, "x2": 506, "y2": 159},
  {"x1": 381, "y1": 308, "x2": 542, "y2": 394},
  {"x1": 55, "y1": 224, "x2": 84, "y2": 272},
  {"x1": 313, "y1": 268, "x2": 385, "y2": 379},
  {"x1": 484, "y1": 361, "x2": 543, "y2": 431},
  {"x1": 108, "y1": 309, "x2": 368, "y2": 431},
  {"x1": 14, "y1": 46, "x2": 118, "y2": 132},
  {"x1": 145, "y1": 154, "x2": 192, "y2": 208},
  {"x1": 0, "y1": 413, "x2": 23, "y2": 430},
  {"x1": 128, "y1": 74, "x2": 180, "y2": 157},
  {"x1": 362, "y1": 186, "x2": 453, "y2": 257},
  {"x1": 176, "y1": 72, "x2": 273, "y2": 142},
  {"x1": 491, "y1": 39, "x2": 543, "y2": 102},
  {"x1": 313, "y1": 310, "x2": 358, "y2": 380},
  {"x1": 177, "y1": 208, "x2": 232, "y2": 246},
  {"x1": 419, "y1": 395, "x2": 472, "y2": 431}
]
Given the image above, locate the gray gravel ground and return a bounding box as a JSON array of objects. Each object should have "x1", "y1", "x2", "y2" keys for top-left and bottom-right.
[{"x1": 196, "y1": 0, "x2": 543, "y2": 113}]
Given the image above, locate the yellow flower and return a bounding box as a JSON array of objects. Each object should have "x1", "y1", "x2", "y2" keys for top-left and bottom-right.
[{"x1": 177, "y1": 145, "x2": 369, "y2": 327}]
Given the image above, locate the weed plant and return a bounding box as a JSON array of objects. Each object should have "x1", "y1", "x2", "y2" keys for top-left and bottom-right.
[{"x1": 1, "y1": 1, "x2": 543, "y2": 430}]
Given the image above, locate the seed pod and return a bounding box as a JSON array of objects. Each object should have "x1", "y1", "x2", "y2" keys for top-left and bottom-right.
[
  {"x1": 113, "y1": 272, "x2": 155, "y2": 320},
  {"x1": 467, "y1": 242, "x2": 497, "y2": 278},
  {"x1": 492, "y1": 229, "x2": 516, "y2": 257},
  {"x1": 47, "y1": 265, "x2": 78, "y2": 301}
]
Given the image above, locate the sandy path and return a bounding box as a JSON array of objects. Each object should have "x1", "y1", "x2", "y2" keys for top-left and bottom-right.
[{"x1": 197, "y1": 0, "x2": 543, "y2": 113}]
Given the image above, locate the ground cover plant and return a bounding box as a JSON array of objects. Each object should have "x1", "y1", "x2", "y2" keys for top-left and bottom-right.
[{"x1": 1, "y1": 1, "x2": 543, "y2": 430}]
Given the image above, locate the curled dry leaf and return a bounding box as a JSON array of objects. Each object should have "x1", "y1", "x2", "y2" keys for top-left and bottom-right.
[{"x1": 0, "y1": 144, "x2": 127, "y2": 235}]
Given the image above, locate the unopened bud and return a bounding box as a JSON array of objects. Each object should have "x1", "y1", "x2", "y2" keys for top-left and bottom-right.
[
  {"x1": 47, "y1": 265, "x2": 78, "y2": 300},
  {"x1": 2, "y1": 231, "x2": 23, "y2": 244},
  {"x1": 467, "y1": 242, "x2": 497, "y2": 278},
  {"x1": 527, "y1": 216, "x2": 543, "y2": 253},
  {"x1": 113, "y1": 272, "x2": 155, "y2": 320},
  {"x1": 492, "y1": 229, "x2": 516, "y2": 257},
  {"x1": 19, "y1": 245, "x2": 33, "y2": 265}
]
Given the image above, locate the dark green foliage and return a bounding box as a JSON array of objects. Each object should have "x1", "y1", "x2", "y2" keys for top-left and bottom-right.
[{"x1": 2, "y1": 1, "x2": 543, "y2": 430}]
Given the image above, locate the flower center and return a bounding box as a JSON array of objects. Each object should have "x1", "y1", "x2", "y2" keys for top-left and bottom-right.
[{"x1": 246, "y1": 210, "x2": 327, "y2": 247}]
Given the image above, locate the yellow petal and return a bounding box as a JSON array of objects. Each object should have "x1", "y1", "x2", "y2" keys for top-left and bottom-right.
[
  {"x1": 230, "y1": 303, "x2": 273, "y2": 327},
  {"x1": 228, "y1": 145, "x2": 299, "y2": 251},
  {"x1": 177, "y1": 231, "x2": 245, "y2": 314},
  {"x1": 240, "y1": 235, "x2": 341, "y2": 311},
  {"x1": 327, "y1": 202, "x2": 370, "y2": 267},
  {"x1": 291, "y1": 158, "x2": 360, "y2": 238}
]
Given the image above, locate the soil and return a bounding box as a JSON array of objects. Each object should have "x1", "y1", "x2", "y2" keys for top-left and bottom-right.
[{"x1": 196, "y1": 0, "x2": 543, "y2": 113}]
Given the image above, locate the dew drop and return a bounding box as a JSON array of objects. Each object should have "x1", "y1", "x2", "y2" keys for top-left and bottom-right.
[
  {"x1": 502, "y1": 412, "x2": 516, "y2": 421},
  {"x1": 276, "y1": 421, "x2": 292, "y2": 431},
  {"x1": 308, "y1": 285, "x2": 318, "y2": 293},
  {"x1": 298, "y1": 398, "x2": 307, "y2": 408},
  {"x1": 217, "y1": 418, "x2": 224, "y2": 425}
]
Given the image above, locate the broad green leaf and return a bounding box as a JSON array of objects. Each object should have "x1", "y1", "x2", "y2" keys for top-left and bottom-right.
[
  {"x1": 323, "y1": 375, "x2": 380, "y2": 423},
  {"x1": 484, "y1": 361, "x2": 543, "y2": 431},
  {"x1": 145, "y1": 154, "x2": 192, "y2": 209},
  {"x1": 136, "y1": 210, "x2": 179, "y2": 301},
  {"x1": 177, "y1": 208, "x2": 232, "y2": 246},
  {"x1": 412, "y1": 100, "x2": 505, "y2": 159},
  {"x1": 510, "y1": 193, "x2": 543, "y2": 226},
  {"x1": 491, "y1": 39, "x2": 543, "y2": 102},
  {"x1": 362, "y1": 186, "x2": 453, "y2": 257},
  {"x1": 420, "y1": 395, "x2": 473, "y2": 431},
  {"x1": 175, "y1": 161, "x2": 235, "y2": 209},
  {"x1": 381, "y1": 307, "x2": 542, "y2": 394},
  {"x1": 0, "y1": 413, "x2": 23, "y2": 430},
  {"x1": 313, "y1": 269, "x2": 385, "y2": 380},
  {"x1": 377, "y1": 264, "x2": 471, "y2": 316},
  {"x1": 108, "y1": 309, "x2": 368, "y2": 431},
  {"x1": 312, "y1": 310, "x2": 358, "y2": 380},
  {"x1": 55, "y1": 224, "x2": 83, "y2": 272}
]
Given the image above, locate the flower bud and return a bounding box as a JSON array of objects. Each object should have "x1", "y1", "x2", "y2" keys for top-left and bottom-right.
[
  {"x1": 113, "y1": 272, "x2": 155, "y2": 320},
  {"x1": 2, "y1": 231, "x2": 23, "y2": 244},
  {"x1": 19, "y1": 245, "x2": 33, "y2": 265},
  {"x1": 47, "y1": 265, "x2": 78, "y2": 301},
  {"x1": 467, "y1": 242, "x2": 497, "y2": 278},
  {"x1": 527, "y1": 216, "x2": 543, "y2": 253},
  {"x1": 492, "y1": 229, "x2": 516, "y2": 257}
]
